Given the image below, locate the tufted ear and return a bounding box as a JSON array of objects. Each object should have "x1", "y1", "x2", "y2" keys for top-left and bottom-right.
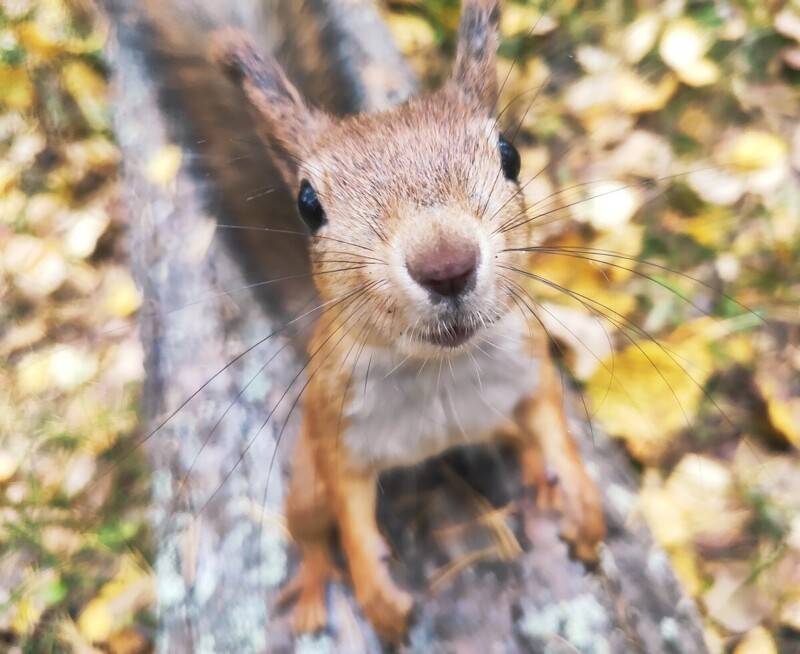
[
  {"x1": 211, "y1": 29, "x2": 329, "y2": 189},
  {"x1": 452, "y1": 0, "x2": 500, "y2": 112}
]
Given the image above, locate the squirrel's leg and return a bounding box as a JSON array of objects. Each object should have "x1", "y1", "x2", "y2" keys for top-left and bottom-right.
[
  {"x1": 509, "y1": 337, "x2": 605, "y2": 563},
  {"x1": 317, "y1": 448, "x2": 413, "y2": 643},
  {"x1": 283, "y1": 425, "x2": 336, "y2": 634}
]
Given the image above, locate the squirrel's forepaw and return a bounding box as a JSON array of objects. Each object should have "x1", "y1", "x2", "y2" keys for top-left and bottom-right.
[
  {"x1": 555, "y1": 473, "x2": 605, "y2": 565},
  {"x1": 294, "y1": 587, "x2": 329, "y2": 635},
  {"x1": 521, "y1": 449, "x2": 605, "y2": 564},
  {"x1": 355, "y1": 567, "x2": 414, "y2": 645},
  {"x1": 278, "y1": 550, "x2": 336, "y2": 636}
]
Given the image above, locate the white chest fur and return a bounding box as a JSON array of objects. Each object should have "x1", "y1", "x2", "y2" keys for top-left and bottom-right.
[{"x1": 342, "y1": 318, "x2": 540, "y2": 472}]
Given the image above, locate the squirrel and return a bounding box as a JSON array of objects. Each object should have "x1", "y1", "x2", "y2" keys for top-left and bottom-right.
[{"x1": 211, "y1": 0, "x2": 605, "y2": 643}]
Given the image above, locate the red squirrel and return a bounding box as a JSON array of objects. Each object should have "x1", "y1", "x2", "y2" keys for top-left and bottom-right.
[{"x1": 213, "y1": 0, "x2": 605, "y2": 642}]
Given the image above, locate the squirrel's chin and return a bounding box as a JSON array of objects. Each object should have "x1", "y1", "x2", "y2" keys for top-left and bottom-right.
[{"x1": 419, "y1": 322, "x2": 478, "y2": 349}]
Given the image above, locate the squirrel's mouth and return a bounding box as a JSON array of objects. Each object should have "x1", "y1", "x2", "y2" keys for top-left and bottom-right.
[{"x1": 419, "y1": 321, "x2": 478, "y2": 348}]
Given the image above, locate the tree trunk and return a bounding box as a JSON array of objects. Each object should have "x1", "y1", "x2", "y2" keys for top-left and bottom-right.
[{"x1": 104, "y1": 0, "x2": 709, "y2": 651}]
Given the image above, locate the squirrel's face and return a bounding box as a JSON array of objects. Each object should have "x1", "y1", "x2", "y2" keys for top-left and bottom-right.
[
  {"x1": 299, "y1": 91, "x2": 531, "y2": 357},
  {"x1": 214, "y1": 0, "x2": 512, "y2": 356}
]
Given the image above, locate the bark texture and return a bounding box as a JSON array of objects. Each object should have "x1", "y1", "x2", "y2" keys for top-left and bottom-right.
[{"x1": 105, "y1": 0, "x2": 709, "y2": 651}]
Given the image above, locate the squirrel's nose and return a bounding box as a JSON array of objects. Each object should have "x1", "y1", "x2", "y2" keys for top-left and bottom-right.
[{"x1": 406, "y1": 240, "x2": 479, "y2": 299}]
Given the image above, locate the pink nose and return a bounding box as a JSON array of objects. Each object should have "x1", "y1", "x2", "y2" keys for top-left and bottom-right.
[{"x1": 406, "y1": 240, "x2": 479, "y2": 298}]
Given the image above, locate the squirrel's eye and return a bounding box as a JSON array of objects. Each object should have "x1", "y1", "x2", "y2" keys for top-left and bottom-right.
[
  {"x1": 297, "y1": 179, "x2": 327, "y2": 233},
  {"x1": 498, "y1": 135, "x2": 521, "y2": 182}
]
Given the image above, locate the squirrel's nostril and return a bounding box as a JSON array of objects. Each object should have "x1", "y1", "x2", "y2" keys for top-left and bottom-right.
[{"x1": 406, "y1": 241, "x2": 479, "y2": 299}]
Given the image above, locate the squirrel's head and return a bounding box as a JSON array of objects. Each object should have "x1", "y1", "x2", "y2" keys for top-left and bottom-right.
[{"x1": 214, "y1": 1, "x2": 535, "y2": 357}]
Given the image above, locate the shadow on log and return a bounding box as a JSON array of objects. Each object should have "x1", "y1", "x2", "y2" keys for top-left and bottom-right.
[{"x1": 103, "y1": 0, "x2": 709, "y2": 651}]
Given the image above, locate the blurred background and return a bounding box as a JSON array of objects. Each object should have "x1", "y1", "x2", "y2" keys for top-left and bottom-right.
[{"x1": 0, "y1": 0, "x2": 798, "y2": 652}]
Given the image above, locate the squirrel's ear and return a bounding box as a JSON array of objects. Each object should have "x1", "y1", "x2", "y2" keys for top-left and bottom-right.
[
  {"x1": 211, "y1": 29, "x2": 329, "y2": 188},
  {"x1": 452, "y1": 0, "x2": 500, "y2": 112}
]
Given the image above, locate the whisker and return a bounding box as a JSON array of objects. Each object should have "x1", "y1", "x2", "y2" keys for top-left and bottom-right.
[
  {"x1": 214, "y1": 223, "x2": 377, "y2": 254},
  {"x1": 501, "y1": 264, "x2": 740, "y2": 435},
  {"x1": 506, "y1": 245, "x2": 775, "y2": 336},
  {"x1": 496, "y1": 159, "x2": 780, "y2": 236},
  {"x1": 191, "y1": 280, "x2": 383, "y2": 526},
  {"x1": 93, "y1": 282, "x2": 373, "y2": 483}
]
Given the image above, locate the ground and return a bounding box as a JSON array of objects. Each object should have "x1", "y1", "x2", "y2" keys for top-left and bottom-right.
[{"x1": 0, "y1": 0, "x2": 799, "y2": 652}]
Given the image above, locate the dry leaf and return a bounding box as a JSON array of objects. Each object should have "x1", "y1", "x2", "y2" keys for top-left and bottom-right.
[
  {"x1": 703, "y1": 562, "x2": 773, "y2": 633},
  {"x1": 733, "y1": 626, "x2": 777, "y2": 654},
  {"x1": 385, "y1": 13, "x2": 435, "y2": 53},
  {"x1": 145, "y1": 145, "x2": 182, "y2": 185},
  {"x1": 586, "y1": 320, "x2": 716, "y2": 464},
  {"x1": 78, "y1": 598, "x2": 114, "y2": 643},
  {"x1": 728, "y1": 130, "x2": 788, "y2": 172},
  {"x1": 0, "y1": 452, "x2": 20, "y2": 483},
  {"x1": 569, "y1": 180, "x2": 644, "y2": 230},
  {"x1": 660, "y1": 18, "x2": 711, "y2": 73},
  {"x1": 65, "y1": 209, "x2": 111, "y2": 259},
  {"x1": 775, "y1": 8, "x2": 800, "y2": 43},
  {"x1": 501, "y1": 4, "x2": 556, "y2": 37},
  {"x1": 103, "y1": 267, "x2": 142, "y2": 318},
  {"x1": 622, "y1": 12, "x2": 662, "y2": 64}
]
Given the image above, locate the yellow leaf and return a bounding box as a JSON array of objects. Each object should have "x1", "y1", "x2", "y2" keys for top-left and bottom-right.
[
  {"x1": 15, "y1": 22, "x2": 64, "y2": 59},
  {"x1": 729, "y1": 130, "x2": 788, "y2": 172},
  {"x1": 17, "y1": 351, "x2": 51, "y2": 395},
  {"x1": 0, "y1": 161, "x2": 18, "y2": 195},
  {"x1": 78, "y1": 598, "x2": 113, "y2": 643},
  {"x1": 569, "y1": 180, "x2": 644, "y2": 230},
  {"x1": 755, "y1": 360, "x2": 800, "y2": 448},
  {"x1": 615, "y1": 70, "x2": 678, "y2": 113},
  {"x1": 49, "y1": 347, "x2": 98, "y2": 391},
  {"x1": 386, "y1": 14, "x2": 435, "y2": 54},
  {"x1": 527, "y1": 232, "x2": 638, "y2": 318},
  {"x1": 734, "y1": 626, "x2": 777, "y2": 654},
  {"x1": 586, "y1": 320, "x2": 715, "y2": 464},
  {"x1": 677, "y1": 58, "x2": 720, "y2": 87},
  {"x1": 0, "y1": 67, "x2": 34, "y2": 110},
  {"x1": 519, "y1": 145, "x2": 550, "y2": 178},
  {"x1": 764, "y1": 393, "x2": 800, "y2": 448},
  {"x1": 723, "y1": 333, "x2": 754, "y2": 366},
  {"x1": 590, "y1": 224, "x2": 645, "y2": 283},
  {"x1": 501, "y1": 4, "x2": 556, "y2": 37},
  {"x1": 77, "y1": 555, "x2": 155, "y2": 644},
  {"x1": 104, "y1": 268, "x2": 142, "y2": 318},
  {"x1": 0, "y1": 451, "x2": 20, "y2": 483},
  {"x1": 62, "y1": 61, "x2": 108, "y2": 131},
  {"x1": 670, "y1": 547, "x2": 704, "y2": 598},
  {"x1": 145, "y1": 145, "x2": 182, "y2": 185},
  {"x1": 681, "y1": 206, "x2": 735, "y2": 249},
  {"x1": 65, "y1": 209, "x2": 110, "y2": 259},
  {"x1": 639, "y1": 482, "x2": 691, "y2": 548},
  {"x1": 11, "y1": 597, "x2": 40, "y2": 635},
  {"x1": 659, "y1": 18, "x2": 711, "y2": 73},
  {"x1": 622, "y1": 12, "x2": 662, "y2": 64}
]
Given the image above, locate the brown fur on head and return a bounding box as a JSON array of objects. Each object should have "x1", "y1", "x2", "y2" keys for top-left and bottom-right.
[{"x1": 213, "y1": 1, "x2": 534, "y2": 359}]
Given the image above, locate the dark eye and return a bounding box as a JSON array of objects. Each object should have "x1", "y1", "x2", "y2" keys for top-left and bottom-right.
[
  {"x1": 498, "y1": 135, "x2": 521, "y2": 182},
  {"x1": 297, "y1": 179, "x2": 327, "y2": 233}
]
